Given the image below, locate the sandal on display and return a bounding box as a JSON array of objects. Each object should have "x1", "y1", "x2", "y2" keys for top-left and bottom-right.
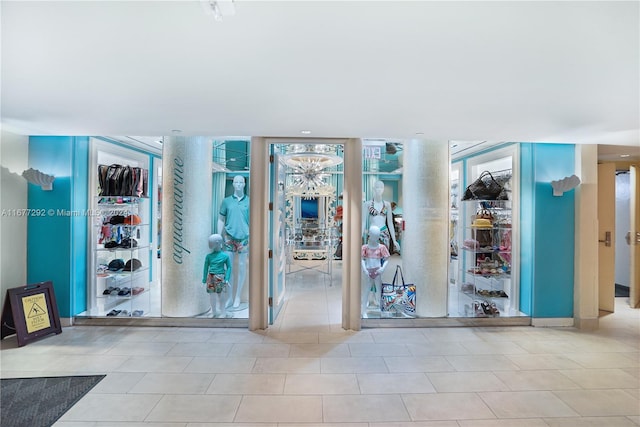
[
  {"x1": 473, "y1": 301, "x2": 487, "y2": 317},
  {"x1": 480, "y1": 301, "x2": 493, "y2": 316},
  {"x1": 490, "y1": 302, "x2": 500, "y2": 316}
]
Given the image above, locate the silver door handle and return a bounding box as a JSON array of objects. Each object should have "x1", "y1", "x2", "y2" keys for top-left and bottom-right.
[
  {"x1": 626, "y1": 231, "x2": 640, "y2": 245},
  {"x1": 599, "y1": 231, "x2": 611, "y2": 247}
]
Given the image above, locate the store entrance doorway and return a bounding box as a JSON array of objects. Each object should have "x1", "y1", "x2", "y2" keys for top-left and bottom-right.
[{"x1": 267, "y1": 142, "x2": 345, "y2": 328}]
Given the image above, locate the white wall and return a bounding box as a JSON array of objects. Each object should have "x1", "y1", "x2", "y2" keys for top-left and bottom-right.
[{"x1": 0, "y1": 130, "x2": 29, "y2": 301}]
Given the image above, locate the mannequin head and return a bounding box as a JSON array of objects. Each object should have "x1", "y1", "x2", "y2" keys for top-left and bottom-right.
[
  {"x1": 208, "y1": 233, "x2": 224, "y2": 251},
  {"x1": 233, "y1": 176, "x2": 246, "y2": 195},
  {"x1": 373, "y1": 180, "x2": 385, "y2": 200},
  {"x1": 368, "y1": 225, "x2": 381, "y2": 244}
]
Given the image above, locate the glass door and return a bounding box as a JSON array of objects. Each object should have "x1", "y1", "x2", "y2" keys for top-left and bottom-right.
[{"x1": 268, "y1": 150, "x2": 287, "y2": 323}]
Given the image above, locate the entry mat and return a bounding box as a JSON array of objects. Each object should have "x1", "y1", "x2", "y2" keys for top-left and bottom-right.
[{"x1": 1, "y1": 375, "x2": 105, "y2": 427}]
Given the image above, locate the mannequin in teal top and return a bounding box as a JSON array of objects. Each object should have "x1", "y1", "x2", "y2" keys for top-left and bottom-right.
[
  {"x1": 202, "y1": 234, "x2": 232, "y2": 318},
  {"x1": 218, "y1": 175, "x2": 249, "y2": 309}
]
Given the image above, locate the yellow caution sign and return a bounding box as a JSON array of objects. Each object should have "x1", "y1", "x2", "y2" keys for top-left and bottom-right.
[{"x1": 21, "y1": 293, "x2": 51, "y2": 333}]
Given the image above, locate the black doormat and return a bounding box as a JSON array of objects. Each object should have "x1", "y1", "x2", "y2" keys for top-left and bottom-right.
[
  {"x1": 615, "y1": 284, "x2": 630, "y2": 297},
  {"x1": 0, "y1": 375, "x2": 105, "y2": 427}
]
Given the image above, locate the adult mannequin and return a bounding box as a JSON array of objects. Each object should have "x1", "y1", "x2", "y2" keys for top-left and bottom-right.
[
  {"x1": 202, "y1": 234, "x2": 232, "y2": 318},
  {"x1": 218, "y1": 175, "x2": 249, "y2": 309},
  {"x1": 361, "y1": 225, "x2": 390, "y2": 311},
  {"x1": 362, "y1": 180, "x2": 400, "y2": 253}
]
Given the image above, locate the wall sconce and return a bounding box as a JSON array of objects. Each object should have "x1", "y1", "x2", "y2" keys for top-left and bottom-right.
[
  {"x1": 22, "y1": 168, "x2": 55, "y2": 191},
  {"x1": 551, "y1": 174, "x2": 580, "y2": 197}
]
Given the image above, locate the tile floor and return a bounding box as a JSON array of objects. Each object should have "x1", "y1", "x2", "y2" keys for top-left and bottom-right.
[{"x1": 1, "y1": 267, "x2": 639, "y2": 426}]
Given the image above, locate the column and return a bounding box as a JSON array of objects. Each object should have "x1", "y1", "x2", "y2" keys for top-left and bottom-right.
[
  {"x1": 573, "y1": 144, "x2": 599, "y2": 329},
  {"x1": 161, "y1": 136, "x2": 212, "y2": 317},
  {"x1": 248, "y1": 136, "x2": 268, "y2": 331},
  {"x1": 402, "y1": 140, "x2": 449, "y2": 317},
  {"x1": 343, "y1": 138, "x2": 363, "y2": 330}
]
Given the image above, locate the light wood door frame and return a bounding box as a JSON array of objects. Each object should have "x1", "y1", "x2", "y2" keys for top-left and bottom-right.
[
  {"x1": 630, "y1": 165, "x2": 640, "y2": 308},
  {"x1": 598, "y1": 163, "x2": 616, "y2": 313}
]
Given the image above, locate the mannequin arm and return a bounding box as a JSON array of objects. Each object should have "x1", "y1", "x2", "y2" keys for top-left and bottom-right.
[
  {"x1": 362, "y1": 202, "x2": 368, "y2": 235},
  {"x1": 224, "y1": 256, "x2": 232, "y2": 282},
  {"x1": 202, "y1": 256, "x2": 209, "y2": 283},
  {"x1": 380, "y1": 258, "x2": 389, "y2": 273},
  {"x1": 217, "y1": 216, "x2": 226, "y2": 238},
  {"x1": 385, "y1": 203, "x2": 400, "y2": 251}
]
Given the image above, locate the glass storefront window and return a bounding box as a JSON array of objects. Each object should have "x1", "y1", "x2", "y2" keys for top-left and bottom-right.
[{"x1": 361, "y1": 140, "x2": 407, "y2": 318}]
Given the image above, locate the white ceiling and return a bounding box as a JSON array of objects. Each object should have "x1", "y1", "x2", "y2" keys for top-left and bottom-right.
[{"x1": 2, "y1": 1, "x2": 639, "y2": 154}]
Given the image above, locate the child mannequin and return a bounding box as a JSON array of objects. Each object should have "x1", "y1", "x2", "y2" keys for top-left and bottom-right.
[
  {"x1": 361, "y1": 225, "x2": 390, "y2": 311},
  {"x1": 202, "y1": 234, "x2": 232, "y2": 318}
]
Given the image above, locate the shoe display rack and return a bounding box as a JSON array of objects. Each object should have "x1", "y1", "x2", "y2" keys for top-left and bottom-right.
[
  {"x1": 93, "y1": 196, "x2": 150, "y2": 317},
  {"x1": 457, "y1": 200, "x2": 513, "y2": 317}
]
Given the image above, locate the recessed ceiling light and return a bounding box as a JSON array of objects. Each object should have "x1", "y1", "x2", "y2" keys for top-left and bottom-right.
[
  {"x1": 415, "y1": 132, "x2": 424, "y2": 136},
  {"x1": 620, "y1": 154, "x2": 630, "y2": 158},
  {"x1": 171, "y1": 129, "x2": 182, "y2": 134},
  {"x1": 301, "y1": 130, "x2": 312, "y2": 135}
]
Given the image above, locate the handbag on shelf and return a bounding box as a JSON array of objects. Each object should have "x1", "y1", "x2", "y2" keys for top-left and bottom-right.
[
  {"x1": 381, "y1": 265, "x2": 416, "y2": 317},
  {"x1": 98, "y1": 164, "x2": 149, "y2": 197},
  {"x1": 462, "y1": 171, "x2": 507, "y2": 201},
  {"x1": 470, "y1": 207, "x2": 494, "y2": 247}
]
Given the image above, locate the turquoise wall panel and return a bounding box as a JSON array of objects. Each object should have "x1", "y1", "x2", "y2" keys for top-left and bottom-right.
[
  {"x1": 27, "y1": 136, "x2": 89, "y2": 317},
  {"x1": 519, "y1": 143, "x2": 575, "y2": 318},
  {"x1": 28, "y1": 137, "x2": 73, "y2": 316},
  {"x1": 531, "y1": 144, "x2": 575, "y2": 317},
  {"x1": 518, "y1": 143, "x2": 534, "y2": 315},
  {"x1": 71, "y1": 137, "x2": 89, "y2": 314}
]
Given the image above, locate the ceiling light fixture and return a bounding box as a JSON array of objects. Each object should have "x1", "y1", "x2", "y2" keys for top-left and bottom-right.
[
  {"x1": 301, "y1": 130, "x2": 312, "y2": 135},
  {"x1": 620, "y1": 154, "x2": 630, "y2": 158},
  {"x1": 282, "y1": 144, "x2": 343, "y2": 192},
  {"x1": 200, "y1": 0, "x2": 235, "y2": 21}
]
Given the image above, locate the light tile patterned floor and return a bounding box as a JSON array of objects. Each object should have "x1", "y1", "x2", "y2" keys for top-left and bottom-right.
[{"x1": 1, "y1": 270, "x2": 638, "y2": 426}]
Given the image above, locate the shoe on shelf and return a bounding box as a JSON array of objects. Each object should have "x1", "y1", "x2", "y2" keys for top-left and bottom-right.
[
  {"x1": 473, "y1": 301, "x2": 487, "y2": 317},
  {"x1": 490, "y1": 302, "x2": 500, "y2": 316},
  {"x1": 480, "y1": 301, "x2": 493, "y2": 316}
]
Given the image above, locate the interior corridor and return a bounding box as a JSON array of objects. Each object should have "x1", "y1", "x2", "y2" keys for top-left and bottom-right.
[{"x1": 0, "y1": 266, "x2": 638, "y2": 426}]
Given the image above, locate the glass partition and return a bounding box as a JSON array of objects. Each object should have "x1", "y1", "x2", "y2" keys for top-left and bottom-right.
[{"x1": 361, "y1": 140, "x2": 407, "y2": 318}]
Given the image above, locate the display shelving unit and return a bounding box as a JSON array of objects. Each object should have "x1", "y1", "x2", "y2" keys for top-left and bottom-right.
[
  {"x1": 457, "y1": 199, "x2": 514, "y2": 317},
  {"x1": 92, "y1": 196, "x2": 151, "y2": 317}
]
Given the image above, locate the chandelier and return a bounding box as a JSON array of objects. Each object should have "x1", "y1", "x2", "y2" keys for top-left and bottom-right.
[{"x1": 282, "y1": 145, "x2": 343, "y2": 193}]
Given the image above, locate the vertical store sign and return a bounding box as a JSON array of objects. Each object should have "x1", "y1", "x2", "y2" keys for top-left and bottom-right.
[
  {"x1": 161, "y1": 137, "x2": 212, "y2": 317},
  {"x1": 171, "y1": 155, "x2": 189, "y2": 264}
]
